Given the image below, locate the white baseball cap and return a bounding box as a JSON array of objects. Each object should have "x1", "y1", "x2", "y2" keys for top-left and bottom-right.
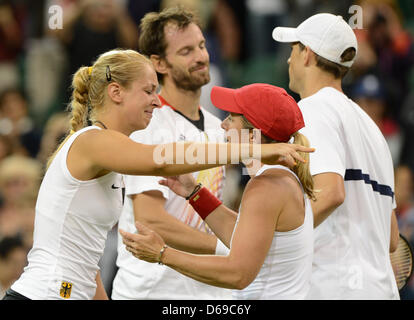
[{"x1": 272, "y1": 13, "x2": 358, "y2": 67}]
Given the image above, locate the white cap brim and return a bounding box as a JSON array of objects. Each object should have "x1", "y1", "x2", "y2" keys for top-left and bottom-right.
[{"x1": 272, "y1": 27, "x2": 299, "y2": 43}]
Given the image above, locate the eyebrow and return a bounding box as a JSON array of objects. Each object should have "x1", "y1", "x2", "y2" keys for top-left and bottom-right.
[
  {"x1": 176, "y1": 39, "x2": 206, "y2": 54},
  {"x1": 144, "y1": 83, "x2": 157, "y2": 91},
  {"x1": 177, "y1": 45, "x2": 193, "y2": 54}
]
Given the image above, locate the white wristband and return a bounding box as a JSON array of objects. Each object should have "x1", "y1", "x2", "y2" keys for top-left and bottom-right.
[{"x1": 215, "y1": 238, "x2": 230, "y2": 256}]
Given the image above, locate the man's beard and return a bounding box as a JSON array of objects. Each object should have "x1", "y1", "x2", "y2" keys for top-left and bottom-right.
[{"x1": 167, "y1": 60, "x2": 211, "y2": 92}]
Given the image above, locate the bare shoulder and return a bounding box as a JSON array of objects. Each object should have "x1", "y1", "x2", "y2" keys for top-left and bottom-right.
[
  {"x1": 249, "y1": 168, "x2": 300, "y2": 191},
  {"x1": 243, "y1": 168, "x2": 305, "y2": 231},
  {"x1": 238, "y1": 169, "x2": 297, "y2": 226},
  {"x1": 243, "y1": 168, "x2": 295, "y2": 203},
  {"x1": 68, "y1": 128, "x2": 137, "y2": 178},
  {"x1": 73, "y1": 128, "x2": 138, "y2": 155},
  {"x1": 70, "y1": 128, "x2": 105, "y2": 159},
  {"x1": 66, "y1": 128, "x2": 104, "y2": 180},
  {"x1": 75, "y1": 128, "x2": 125, "y2": 144},
  {"x1": 71, "y1": 127, "x2": 103, "y2": 148}
]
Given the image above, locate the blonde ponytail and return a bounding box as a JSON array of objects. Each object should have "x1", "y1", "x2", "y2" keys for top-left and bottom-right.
[
  {"x1": 70, "y1": 66, "x2": 90, "y2": 132},
  {"x1": 291, "y1": 132, "x2": 316, "y2": 200},
  {"x1": 46, "y1": 66, "x2": 91, "y2": 169}
]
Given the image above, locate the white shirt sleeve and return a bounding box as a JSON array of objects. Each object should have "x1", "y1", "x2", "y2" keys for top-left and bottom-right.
[
  {"x1": 123, "y1": 114, "x2": 170, "y2": 200},
  {"x1": 299, "y1": 102, "x2": 346, "y2": 178}
]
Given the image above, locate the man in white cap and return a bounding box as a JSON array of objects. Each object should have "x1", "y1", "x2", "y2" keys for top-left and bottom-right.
[{"x1": 273, "y1": 13, "x2": 400, "y2": 299}]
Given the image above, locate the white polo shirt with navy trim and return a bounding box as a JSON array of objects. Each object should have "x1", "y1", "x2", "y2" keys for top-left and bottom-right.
[{"x1": 298, "y1": 87, "x2": 399, "y2": 300}]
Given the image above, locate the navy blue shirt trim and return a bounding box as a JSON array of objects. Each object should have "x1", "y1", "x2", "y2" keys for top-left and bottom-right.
[{"x1": 344, "y1": 169, "x2": 394, "y2": 200}]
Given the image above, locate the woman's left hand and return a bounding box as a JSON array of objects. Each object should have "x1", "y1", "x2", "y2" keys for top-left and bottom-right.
[{"x1": 119, "y1": 221, "x2": 166, "y2": 263}]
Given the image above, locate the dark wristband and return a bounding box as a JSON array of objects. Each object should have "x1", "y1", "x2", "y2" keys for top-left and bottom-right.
[{"x1": 185, "y1": 183, "x2": 203, "y2": 200}]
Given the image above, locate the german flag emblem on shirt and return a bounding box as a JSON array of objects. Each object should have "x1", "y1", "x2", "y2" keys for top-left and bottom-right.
[{"x1": 60, "y1": 281, "x2": 72, "y2": 299}]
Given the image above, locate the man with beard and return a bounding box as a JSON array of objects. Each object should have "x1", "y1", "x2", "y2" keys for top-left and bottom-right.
[{"x1": 111, "y1": 7, "x2": 232, "y2": 299}]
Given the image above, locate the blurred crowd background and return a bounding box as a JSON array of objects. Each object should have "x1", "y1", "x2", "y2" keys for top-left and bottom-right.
[{"x1": 0, "y1": 0, "x2": 414, "y2": 300}]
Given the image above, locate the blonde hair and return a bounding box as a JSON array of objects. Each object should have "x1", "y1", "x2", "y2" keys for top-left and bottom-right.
[
  {"x1": 290, "y1": 132, "x2": 315, "y2": 200},
  {"x1": 47, "y1": 49, "x2": 153, "y2": 168},
  {"x1": 0, "y1": 154, "x2": 42, "y2": 206},
  {"x1": 241, "y1": 115, "x2": 315, "y2": 200},
  {"x1": 0, "y1": 155, "x2": 42, "y2": 186}
]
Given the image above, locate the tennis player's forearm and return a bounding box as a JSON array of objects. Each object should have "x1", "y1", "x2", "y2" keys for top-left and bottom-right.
[
  {"x1": 139, "y1": 212, "x2": 217, "y2": 254},
  {"x1": 162, "y1": 248, "x2": 246, "y2": 290},
  {"x1": 133, "y1": 192, "x2": 217, "y2": 254},
  {"x1": 205, "y1": 205, "x2": 238, "y2": 247},
  {"x1": 154, "y1": 142, "x2": 255, "y2": 176}
]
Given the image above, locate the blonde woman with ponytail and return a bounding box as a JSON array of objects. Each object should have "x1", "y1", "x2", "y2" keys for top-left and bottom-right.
[
  {"x1": 120, "y1": 83, "x2": 315, "y2": 300},
  {"x1": 5, "y1": 52, "x2": 313, "y2": 300}
]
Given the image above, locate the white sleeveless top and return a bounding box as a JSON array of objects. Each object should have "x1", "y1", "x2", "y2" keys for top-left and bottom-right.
[
  {"x1": 12, "y1": 126, "x2": 123, "y2": 300},
  {"x1": 232, "y1": 165, "x2": 313, "y2": 300}
]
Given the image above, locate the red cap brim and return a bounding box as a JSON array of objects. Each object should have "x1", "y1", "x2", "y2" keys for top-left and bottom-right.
[{"x1": 210, "y1": 86, "x2": 243, "y2": 114}]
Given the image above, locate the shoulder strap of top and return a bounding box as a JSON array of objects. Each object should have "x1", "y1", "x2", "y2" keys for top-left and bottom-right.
[
  {"x1": 256, "y1": 164, "x2": 305, "y2": 194},
  {"x1": 64, "y1": 126, "x2": 102, "y2": 151},
  {"x1": 56, "y1": 126, "x2": 101, "y2": 166},
  {"x1": 258, "y1": 165, "x2": 312, "y2": 226}
]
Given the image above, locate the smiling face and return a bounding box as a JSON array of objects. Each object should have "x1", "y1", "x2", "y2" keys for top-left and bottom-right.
[
  {"x1": 121, "y1": 63, "x2": 161, "y2": 132},
  {"x1": 221, "y1": 113, "x2": 248, "y2": 143},
  {"x1": 221, "y1": 112, "x2": 266, "y2": 146},
  {"x1": 162, "y1": 22, "x2": 210, "y2": 91}
]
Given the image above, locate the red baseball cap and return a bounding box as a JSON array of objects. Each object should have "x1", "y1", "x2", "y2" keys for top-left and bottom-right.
[{"x1": 211, "y1": 83, "x2": 305, "y2": 142}]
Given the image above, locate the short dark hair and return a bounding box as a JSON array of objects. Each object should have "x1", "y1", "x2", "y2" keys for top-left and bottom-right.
[
  {"x1": 138, "y1": 6, "x2": 202, "y2": 83},
  {"x1": 296, "y1": 42, "x2": 356, "y2": 79}
]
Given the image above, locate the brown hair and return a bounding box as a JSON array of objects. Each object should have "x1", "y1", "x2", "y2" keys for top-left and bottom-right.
[
  {"x1": 241, "y1": 115, "x2": 315, "y2": 200},
  {"x1": 46, "y1": 49, "x2": 152, "y2": 168},
  {"x1": 297, "y1": 42, "x2": 356, "y2": 79},
  {"x1": 138, "y1": 6, "x2": 202, "y2": 83}
]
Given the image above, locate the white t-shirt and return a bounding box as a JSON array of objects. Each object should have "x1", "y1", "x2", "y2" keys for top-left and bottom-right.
[
  {"x1": 12, "y1": 126, "x2": 123, "y2": 300},
  {"x1": 232, "y1": 165, "x2": 313, "y2": 300},
  {"x1": 112, "y1": 100, "x2": 232, "y2": 300},
  {"x1": 299, "y1": 87, "x2": 399, "y2": 300}
]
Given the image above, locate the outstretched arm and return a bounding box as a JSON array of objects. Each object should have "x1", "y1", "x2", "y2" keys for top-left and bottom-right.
[{"x1": 76, "y1": 129, "x2": 314, "y2": 177}]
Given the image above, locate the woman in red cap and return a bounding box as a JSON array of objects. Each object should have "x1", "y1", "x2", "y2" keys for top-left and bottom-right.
[{"x1": 120, "y1": 83, "x2": 315, "y2": 300}]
